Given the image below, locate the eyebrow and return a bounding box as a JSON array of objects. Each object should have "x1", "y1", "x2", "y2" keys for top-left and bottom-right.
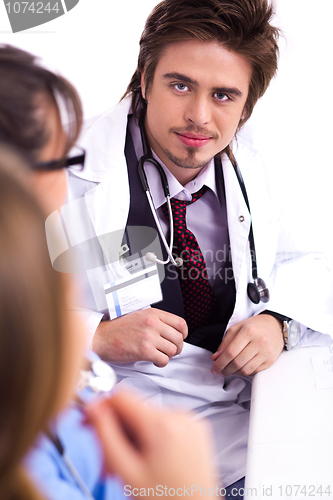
[{"x1": 163, "y1": 72, "x2": 243, "y2": 97}]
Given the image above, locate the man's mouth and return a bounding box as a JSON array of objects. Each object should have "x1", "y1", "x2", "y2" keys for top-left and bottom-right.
[{"x1": 175, "y1": 132, "x2": 212, "y2": 148}]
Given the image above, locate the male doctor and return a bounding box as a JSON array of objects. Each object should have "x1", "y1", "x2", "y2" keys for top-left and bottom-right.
[
  {"x1": 69, "y1": 0, "x2": 288, "y2": 370},
  {"x1": 64, "y1": 0, "x2": 332, "y2": 493}
]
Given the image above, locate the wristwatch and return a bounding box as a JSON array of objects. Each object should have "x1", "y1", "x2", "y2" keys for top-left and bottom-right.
[{"x1": 282, "y1": 320, "x2": 302, "y2": 351}]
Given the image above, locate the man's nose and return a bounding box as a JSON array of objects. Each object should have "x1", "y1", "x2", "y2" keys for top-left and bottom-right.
[{"x1": 184, "y1": 96, "x2": 211, "y2": 127}]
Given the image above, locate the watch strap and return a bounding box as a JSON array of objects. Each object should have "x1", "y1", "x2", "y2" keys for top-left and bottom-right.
[{"x1": 259, "y1": 310, "x2": 291, "y2": 324}]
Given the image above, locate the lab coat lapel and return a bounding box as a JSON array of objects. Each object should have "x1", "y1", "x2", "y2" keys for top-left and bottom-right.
[
  {"x1": 222, "y1": 154, "x2": 251, "y2": 300},
  {"x1": 80, "y1": 98, "x2": 132, "y2": 263}
]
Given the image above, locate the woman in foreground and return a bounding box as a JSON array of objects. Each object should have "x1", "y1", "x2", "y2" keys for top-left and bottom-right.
[{"x1": 0, "y1": 43, "x2": 218, "y2": 500}]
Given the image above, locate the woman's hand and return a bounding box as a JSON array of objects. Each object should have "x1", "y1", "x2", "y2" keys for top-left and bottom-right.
[{"x1": 86, "y1": 391, "x2": 219, "y2": 499}]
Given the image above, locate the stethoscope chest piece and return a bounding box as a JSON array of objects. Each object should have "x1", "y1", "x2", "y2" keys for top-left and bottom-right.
[
  {"x1": 247, "y1": 278, "x2": 270, "y2": 304},
  {"x1": 78, "y1": 359, "x2": 117, "y2": 394}
]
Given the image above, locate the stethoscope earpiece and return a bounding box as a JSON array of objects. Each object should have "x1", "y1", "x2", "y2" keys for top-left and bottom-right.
[
  {"x1": 145, "y1": 251, "x2": 158, "y2": 263},
  {"x1": 145, "y1": 251, "x2": 183, "y2": 268}
]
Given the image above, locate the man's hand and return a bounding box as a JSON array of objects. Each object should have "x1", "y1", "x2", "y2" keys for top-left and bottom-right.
[
  {"x1": 92, "y1": 309, "x2": 188, "y2": 367},
  {"x1": 210, "y1": 314, "x2": 284, "y2": 376}
]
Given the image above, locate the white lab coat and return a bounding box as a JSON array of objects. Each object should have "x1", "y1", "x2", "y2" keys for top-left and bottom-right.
[{"x1": 48, "y1": 96, "x2": 332, "y2": 488}]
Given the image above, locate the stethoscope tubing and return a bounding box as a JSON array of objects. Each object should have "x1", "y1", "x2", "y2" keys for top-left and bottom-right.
[
  {"x1": 47, "y1": 432, "x2": 95, "y2": 500},
  {"x1": 145, "y1": 189, "x2": 179, "y2": 267}
]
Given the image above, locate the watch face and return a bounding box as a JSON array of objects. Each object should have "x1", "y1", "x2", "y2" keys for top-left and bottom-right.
[{"x1": 289, "y1": 320, "x2": 302, "y2": 348}]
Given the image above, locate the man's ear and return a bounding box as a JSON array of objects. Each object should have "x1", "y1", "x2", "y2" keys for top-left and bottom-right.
[
  {"x1": 241, "y1": 101, "x2": 251, "y2": 121},
  {"x1": 141, "y1": 72, "x2": 146, "y2": 100}
]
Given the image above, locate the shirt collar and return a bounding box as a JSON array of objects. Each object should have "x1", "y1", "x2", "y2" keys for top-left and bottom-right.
[{"x1": 129, "y1": 115, "x2": 219, "y2": 209}]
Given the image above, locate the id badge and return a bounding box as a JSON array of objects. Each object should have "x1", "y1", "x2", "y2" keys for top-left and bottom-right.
[{"x1": 103, "y1": 257, "x2": 162, "y2": 319}]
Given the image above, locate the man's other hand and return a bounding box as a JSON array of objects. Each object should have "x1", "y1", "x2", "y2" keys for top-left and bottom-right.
[{"x1": 210, "y1": 314, "x2": 284, "y2": 376}]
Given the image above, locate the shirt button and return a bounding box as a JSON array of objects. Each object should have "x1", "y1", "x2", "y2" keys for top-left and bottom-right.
[
  {"x1": 239, "y1": 215, "x2": 245, "y2": 222},
  {"x1": 178, "y1": 193, "x2": 185, "y2": 200}
]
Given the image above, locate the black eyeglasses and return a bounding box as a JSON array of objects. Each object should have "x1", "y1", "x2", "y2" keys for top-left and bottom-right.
[{"x1": 33, "y1": 145, "x2": 86, "y2": 172}]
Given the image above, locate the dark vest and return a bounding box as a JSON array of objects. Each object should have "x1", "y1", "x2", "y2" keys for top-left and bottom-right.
[{"x1": 123, "y1": 122, "x2": 236, "y2": 352}]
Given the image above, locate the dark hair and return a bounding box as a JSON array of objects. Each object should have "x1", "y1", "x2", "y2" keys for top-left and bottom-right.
[
  {"x1": 0, "y1": 148, "x2": 67, "y2": 499},
  {"x1": 124, "y1": 0, "x2": 279, "y2": 134},
  {"x1": 0, "y1": 45, "x2": 83, "y2": 163}
]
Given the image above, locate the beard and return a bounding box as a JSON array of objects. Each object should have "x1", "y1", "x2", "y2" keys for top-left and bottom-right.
[
  {"x1": 160, "y1": 124, "x2": 219, "y2": 170},
  {"x1": 160, "y1": 145, "x2": 211, "y2": 170}
]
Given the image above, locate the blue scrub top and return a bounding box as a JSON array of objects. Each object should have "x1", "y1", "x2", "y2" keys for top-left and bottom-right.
[
  {"x1": 25, "y1": 402, "x2": 126, "y2": 500},
  {"x1": 24, "y1": 353, "x2": 126, "y2": 500}
]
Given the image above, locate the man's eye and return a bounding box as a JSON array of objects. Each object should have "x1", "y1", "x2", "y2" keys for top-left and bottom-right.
[
  {"x1": 214, "y1": 92, "x2": 229, "y2": 102},
  {"x1": 174, "y1": 83, "x2": 189, "y2": 92}
]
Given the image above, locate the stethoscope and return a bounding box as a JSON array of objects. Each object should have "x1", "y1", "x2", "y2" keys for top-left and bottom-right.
[
  {"x1": 47, "y1": 357, "x2": 117, "y2": 500},
  {"x1": 138, "y1": 111, "x2": 269, "y2": 305}
]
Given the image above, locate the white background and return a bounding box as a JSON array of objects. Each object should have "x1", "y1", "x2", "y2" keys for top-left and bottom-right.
[{"x1": 0, "y1": 0, "x2": 332, "y2": 256}]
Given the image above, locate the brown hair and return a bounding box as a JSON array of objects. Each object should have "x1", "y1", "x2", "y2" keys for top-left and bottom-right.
[
  {"x1": 124, "y1": 0, "x2": 279, "y2": 134},
  {"x1": 0, "y1": 148, "x2": 67, "y2": 500},
  {"x1": 0, "y1": 44, "x2": 83, "y2": 163}
]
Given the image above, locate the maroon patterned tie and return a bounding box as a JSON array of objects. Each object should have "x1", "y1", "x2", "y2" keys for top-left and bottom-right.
[{"x1": 162, "y1": 186, "x2": 217, "y2": 331}]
